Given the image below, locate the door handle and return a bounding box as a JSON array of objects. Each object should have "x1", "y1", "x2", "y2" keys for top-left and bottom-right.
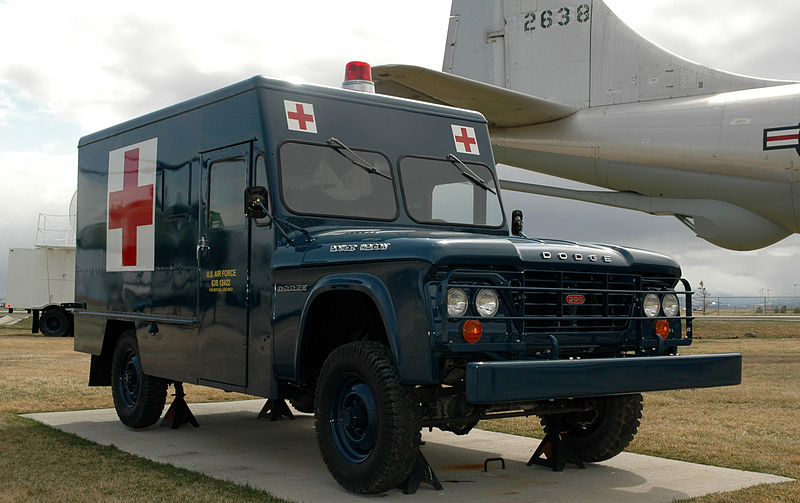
[{"x1": 197, "y1": 235, "x2": 211, "y2": 261}]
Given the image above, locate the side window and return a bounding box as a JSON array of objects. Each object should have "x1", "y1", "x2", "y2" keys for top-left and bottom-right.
[{"x1": 208, "y1": 158, "x2": 246, "y2": 229}]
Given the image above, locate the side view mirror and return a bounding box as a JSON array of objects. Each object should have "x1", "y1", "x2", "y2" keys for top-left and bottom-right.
[
  {"x1": 511, "y1": 209, "x2": 524, "y2": 237},
  {"x1": 244, "y1": 186, "x2": 269, "y2": 219}
]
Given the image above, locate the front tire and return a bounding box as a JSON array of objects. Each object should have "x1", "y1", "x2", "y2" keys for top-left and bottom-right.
[
  {"x1": 111, "y1": 330, "x2": 167, "y2": 428},
  {"x1": 541, "y1": 394, "x2": 643, "y2": 462},
  {"x1": 315, "y1": 342, "x2": 420, "y2": 494}
]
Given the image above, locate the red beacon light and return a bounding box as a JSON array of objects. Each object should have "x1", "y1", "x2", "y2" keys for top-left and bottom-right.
[{"x1": 342, "y1": 61, "x2": 375, "y2": 93}]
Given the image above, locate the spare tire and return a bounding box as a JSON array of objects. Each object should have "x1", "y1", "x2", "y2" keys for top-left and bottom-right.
[{"x1": 540, "y1": 394, "x2": 643, "y2": 462}]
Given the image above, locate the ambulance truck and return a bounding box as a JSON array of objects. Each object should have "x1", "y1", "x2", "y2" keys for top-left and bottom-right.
[{"x1": 74, "y1": 62, "x2": 741, "y2": 494}]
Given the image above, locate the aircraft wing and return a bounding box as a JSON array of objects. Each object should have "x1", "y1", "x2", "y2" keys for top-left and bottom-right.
[
  {"x1": 372, "y1": 64, "x2": 577, "y2": 127},
  {"x1": 500, "y1": 180, "x2": 792, "y2": 251}
]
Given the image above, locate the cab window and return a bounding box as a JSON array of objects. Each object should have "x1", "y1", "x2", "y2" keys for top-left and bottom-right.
[
  {"x1": 398, "y1": 156, "x2": 503, "y2": 227},
  {"x1": 278, "y1": 141, "x2": 397, "y2": 220}
]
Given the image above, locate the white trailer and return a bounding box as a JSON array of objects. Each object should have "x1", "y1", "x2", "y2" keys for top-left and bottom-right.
[
  {"x1": 6, "y1": 245, "x2": 76, "y2": 336},
  {"x1": 5, "y1": 200, "x2": 77, "y2": 337}
]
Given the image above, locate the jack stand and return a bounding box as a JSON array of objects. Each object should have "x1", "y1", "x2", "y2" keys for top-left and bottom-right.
[
  {"x1": 258, "y1": 399, "x2": 295, "y2": 421},
  {"x1": 527, "y1": 415, "x2": 584, "y2": 471},
  {"x1": 397, "y1": 451, "x2": 443, "y2": 494},
  {"x1": 161, "y1": 382, "x2": 199, "y2": 429}
]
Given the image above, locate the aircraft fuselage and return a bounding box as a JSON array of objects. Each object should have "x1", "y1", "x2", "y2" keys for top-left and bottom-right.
[{"x1": 491, "y1": 83, "x2": 800, "y2": 247}]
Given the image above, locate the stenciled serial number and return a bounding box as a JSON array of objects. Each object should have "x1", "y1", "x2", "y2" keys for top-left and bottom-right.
[
  {"x1": 206, "y1": 268, "x2": 237, "y2": 293},
  {"x1": 523, "y1": 4, "x2": 590, "y2": 31}
]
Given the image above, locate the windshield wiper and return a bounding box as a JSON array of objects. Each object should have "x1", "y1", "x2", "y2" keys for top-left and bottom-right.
[
  {"x1": 328, "y1": 137, "x2": 392, "y2": 181},
  {"x1": 446, "y1": 154, "x2": 496, "y2": 194}
]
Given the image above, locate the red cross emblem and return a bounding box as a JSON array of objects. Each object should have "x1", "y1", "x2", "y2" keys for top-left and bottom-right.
[
  {"x1": 106, "y1": 138, "x2": 157, "y2": 271},
  {"x1": 451, "y1": 125, "x2": 479, "y2": 155},
  {"x1": 285, "y1": 100, "x2": 317, "y2": 133}
]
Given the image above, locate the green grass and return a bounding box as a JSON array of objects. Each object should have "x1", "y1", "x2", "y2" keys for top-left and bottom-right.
[
  {"x1": 0, "y1": 332, "x2": 286, "y2": 503},
  {"x1": 0, "y1": 416, "x2": 284, "y2": 503}
]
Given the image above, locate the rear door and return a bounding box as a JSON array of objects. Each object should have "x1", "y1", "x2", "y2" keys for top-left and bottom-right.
[{"x1": 197, "y1": 143, "x2": 251, "y2": 387}]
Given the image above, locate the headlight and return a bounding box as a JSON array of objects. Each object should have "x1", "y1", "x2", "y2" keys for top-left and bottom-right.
[
  {"x1": 662, "y1": 293, "x2": 680, "y2": 317},
  {"x1": 447, "y1": 288, "x2": 468, "y2": 317},
  {"x1": 643, "y1": 293, "x2": 660, "y2": 317},
  {"x1": 475, "y1": 288, "x2": 499, "y2": 317}
]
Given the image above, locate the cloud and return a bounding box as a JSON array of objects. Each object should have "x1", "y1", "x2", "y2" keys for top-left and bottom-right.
[
  {"x1": 0, "y1": 150, "x2": 76, "y2": 234},
  {"x1": 0, "y1": 0, "x2": 451, "y2": 131},
  {"x1": 0, "y1": 150, "x2": 76, "y2": 297},
  {"x1": 604, "y1": 0, "x2": 800, "y2": 80},
  {"x1": 0, "y1": 87, "x2": 18, "y2": 126}
]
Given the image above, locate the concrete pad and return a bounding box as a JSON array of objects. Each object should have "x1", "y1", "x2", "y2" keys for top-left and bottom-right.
[
  {"x1": 0, "y1": 312, "x2": 31, "y2": 325},
  {"x1": 24, "y1": 400, "x2": 792, "y2": 502}
]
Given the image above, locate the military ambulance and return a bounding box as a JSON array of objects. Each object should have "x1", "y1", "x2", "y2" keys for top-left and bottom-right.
[{"x1": 74, "y1": 62, "x2": 741, "y2": 494}]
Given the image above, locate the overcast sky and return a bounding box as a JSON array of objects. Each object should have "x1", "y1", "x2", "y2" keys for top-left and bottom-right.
[{"x1": 1, "y1": 0, "x2": 799, "y2": 299}]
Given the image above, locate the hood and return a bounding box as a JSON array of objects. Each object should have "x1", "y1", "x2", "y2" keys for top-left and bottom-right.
[{"x1": 271, "y1": 227, "x2": 681, "y2": 276}]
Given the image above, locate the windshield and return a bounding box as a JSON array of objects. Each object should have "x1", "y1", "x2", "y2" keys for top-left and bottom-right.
[
  {"x1": 399, "y1": 156, "x2": 503, "y2": 227},
  {"x1": 279, "y1": 141, "x2": 397, "y2": 220}
]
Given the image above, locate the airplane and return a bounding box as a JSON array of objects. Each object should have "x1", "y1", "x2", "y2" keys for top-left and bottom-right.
[{"x1": 372, "y1": 0, "x2": 800, "y2": 251}]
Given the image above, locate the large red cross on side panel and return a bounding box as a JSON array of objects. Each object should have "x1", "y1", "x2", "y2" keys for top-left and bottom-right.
[
  {"x1": 454, "y1": 127, "x2": 477, "y2": 152},
  {"x1": 288, "y1": 103, "x2": 314, "y2": 130},
  {"x1": 108, "y1": 148, "x2": 154, "y2": 266}
]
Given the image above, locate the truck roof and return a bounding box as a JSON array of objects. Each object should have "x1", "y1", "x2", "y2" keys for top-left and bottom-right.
[{"x1": 78, "y1": 75, "x2": 488, "y2": 148}]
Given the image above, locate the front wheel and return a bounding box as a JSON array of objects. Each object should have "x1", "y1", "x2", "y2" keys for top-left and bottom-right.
[
  {"x1": 541, "y1": 394, "x2": 643, "y2": 462},
  {"x1": 315, "y1": 342, "x2": 420, "y2": 494},
  {"x1": 110, "y1": 330, "x2": 167, "y2": 428}
]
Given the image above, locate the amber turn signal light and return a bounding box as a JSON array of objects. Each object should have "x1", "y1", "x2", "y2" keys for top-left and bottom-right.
[
  {"x1": 462, "y1": 319, "x2": 483, "y2": 343},
  {"x1": 655, "y1": 319, "x2": 670, "y2": 339}
]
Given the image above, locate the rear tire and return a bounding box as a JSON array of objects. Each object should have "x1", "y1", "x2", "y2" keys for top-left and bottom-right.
[
  {"x1": 40, "y1": 308, "x2": 70, "y2": 337},
  {"x1": 541, "y1": 394, "x2": 643, "y2": 462},
  {"x1": 111, "y1": 330, "x2": 167, "y2": 428},
  {"x1": 315, "y1": 342, "x2": 420, "y2": 494}
]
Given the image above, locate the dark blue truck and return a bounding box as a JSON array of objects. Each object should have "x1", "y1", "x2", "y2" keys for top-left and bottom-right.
[{"x1": 74, "y1": 63, "x2": 741, "y2": 494}]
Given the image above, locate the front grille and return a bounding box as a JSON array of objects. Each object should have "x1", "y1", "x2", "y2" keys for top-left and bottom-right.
[{"x1": 523, "y1": 271, "x2": 637, "y2": 333}]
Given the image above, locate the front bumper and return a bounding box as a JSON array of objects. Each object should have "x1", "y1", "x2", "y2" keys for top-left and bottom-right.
[{"x1": 466, "y1": 353, "x2": 742, "y2": 404}]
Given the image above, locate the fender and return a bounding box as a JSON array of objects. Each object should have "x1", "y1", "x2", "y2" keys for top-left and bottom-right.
[{"x1": 295, "y1": 273, "x2": 402, "y2": 377}]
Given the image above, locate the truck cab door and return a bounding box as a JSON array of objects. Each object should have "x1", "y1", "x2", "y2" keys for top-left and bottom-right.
[{"x1": 197, "y1": 143, "x2": 251, "y2": 387}]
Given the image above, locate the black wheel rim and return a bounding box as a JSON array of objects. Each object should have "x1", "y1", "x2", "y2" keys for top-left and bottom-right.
[
  {"x1": 118, "y1": 349, "x2": 141, "y2": 409},
  {"x1": 329, "y1": 372, "x2": 378, "y2": 463},
  {"x1": 43, "y1": 315, "x2": 62, "y2": 333}
]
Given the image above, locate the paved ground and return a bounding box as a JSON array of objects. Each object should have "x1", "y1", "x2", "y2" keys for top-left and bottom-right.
[
  {"x1": 0, "y1": 312, "x2": 31, "y2": 325},
  {"x1": 24, "y1": 400, "x2": 792, "y2": 502}
]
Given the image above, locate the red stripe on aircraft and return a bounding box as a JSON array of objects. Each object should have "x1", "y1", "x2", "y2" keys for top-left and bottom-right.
[{"x1": 767, "y1": 133, "x2": 799, "y2": 142}]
